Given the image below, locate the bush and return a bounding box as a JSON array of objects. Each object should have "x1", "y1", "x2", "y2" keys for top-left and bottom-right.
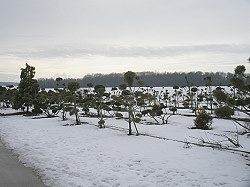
[
  {"x1": 194, "y1": 108, "x2": 213, "y2": 130},
  {"x1": 215, "y1": 106, "x2": 234, "y2": 119}
]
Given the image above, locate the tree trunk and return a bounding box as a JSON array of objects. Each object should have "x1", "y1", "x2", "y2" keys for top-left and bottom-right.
[
  {"x1": 74, "y1": 101, "x2": 80, "y2": 125},
  {"x1": 128, "y1": 109, "x2": 132, "y2": 135}
]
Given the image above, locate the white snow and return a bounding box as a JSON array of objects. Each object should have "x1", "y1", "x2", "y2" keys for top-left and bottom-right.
[{"x1": 0, "y1": 108, "x2": 250, "y2": 187}]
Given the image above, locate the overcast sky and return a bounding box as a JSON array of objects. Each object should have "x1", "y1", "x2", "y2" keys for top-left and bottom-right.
[{"x1": 0, "y1": 0, "x2": 250, "y2": 82}]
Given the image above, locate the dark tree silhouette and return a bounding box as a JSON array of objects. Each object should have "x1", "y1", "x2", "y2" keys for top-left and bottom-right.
[
  {"x1": 37, "y1": 71, "x2": 232, "y2": 88},
  {"x1": 66, "y1": 81, "x2": 81, "y2": 125},
  {"x1": 123, "y1": 71, "x2": 143, "y2": 135},
  {"x1": 13, "y1": 63, "x2": 39, "y2": 112}
]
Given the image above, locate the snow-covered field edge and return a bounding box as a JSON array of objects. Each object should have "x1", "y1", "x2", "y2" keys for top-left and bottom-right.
[{"x1": 0, "y1": 108, "x2": 250, "y2": 187}]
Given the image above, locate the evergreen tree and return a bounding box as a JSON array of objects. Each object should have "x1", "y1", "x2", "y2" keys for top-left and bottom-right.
[
  {"x1": 66, "y1": 81, "x2": 81, "y2": 125},
  {"x1": 13, "y1": 63, "x2": 39, "y2": 112},
  {"x1": 122, "y1": 71, "x2": 143, "y2": 135},
  {"x1": 55, "y1": 77, "x2": 67, "y2": 120},
  {"x1": 229, "y1": 65, "x2": 250, "y2": 116}
]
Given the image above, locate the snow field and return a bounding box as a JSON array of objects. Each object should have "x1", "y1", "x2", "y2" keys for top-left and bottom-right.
[{"x1": 0, "y1": 109, "x2": 250, "y2": 187}]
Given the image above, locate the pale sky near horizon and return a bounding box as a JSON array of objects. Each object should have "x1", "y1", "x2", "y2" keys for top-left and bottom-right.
[{"x1": 0, "y1": 0, "x2": 250, "y2": 82}]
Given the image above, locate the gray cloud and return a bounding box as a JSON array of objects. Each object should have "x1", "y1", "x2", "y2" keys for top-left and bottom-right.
[
  {"x1": 0, "y1": 73, "x2": 19, "y2": 82},
  {"x1": 1, "y1": 0, "x2": 250, "y2": 81},
  {"x1": 1, "y1": 0, "x2": 250, "y2": 47},
  {"x1": 15, "y1": 34, "x2": 50, "y2": 38},
  {"x1": 1, "y1": 44, "x2": 250, "y2": 59}
]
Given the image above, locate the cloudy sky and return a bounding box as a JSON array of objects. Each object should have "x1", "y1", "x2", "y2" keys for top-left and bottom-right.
[{"x1": 0, "y1": 0, "x2": 250, "y2": 82}]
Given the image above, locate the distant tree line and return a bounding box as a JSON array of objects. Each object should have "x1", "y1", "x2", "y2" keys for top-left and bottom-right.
[
  {"x1": 37, "y1": 71, "x2": 233, "y2": 88},
  {"x1": 0, "y1": 82, "x2": 18, "y2": 87}
]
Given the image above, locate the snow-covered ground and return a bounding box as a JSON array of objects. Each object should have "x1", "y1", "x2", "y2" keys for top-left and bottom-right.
[{"x1": 0, "y1": 108, "x2": 249, "y2": 187}]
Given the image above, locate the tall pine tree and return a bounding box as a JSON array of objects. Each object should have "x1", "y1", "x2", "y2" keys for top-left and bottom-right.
[{"x1": 13, "y1": 63, "x2": 39, "y2": 112}]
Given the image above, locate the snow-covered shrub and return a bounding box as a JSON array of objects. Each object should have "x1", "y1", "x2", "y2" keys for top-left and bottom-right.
[{"x1": 193, "y1": 108, "x2": 213, "y2": 130}]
